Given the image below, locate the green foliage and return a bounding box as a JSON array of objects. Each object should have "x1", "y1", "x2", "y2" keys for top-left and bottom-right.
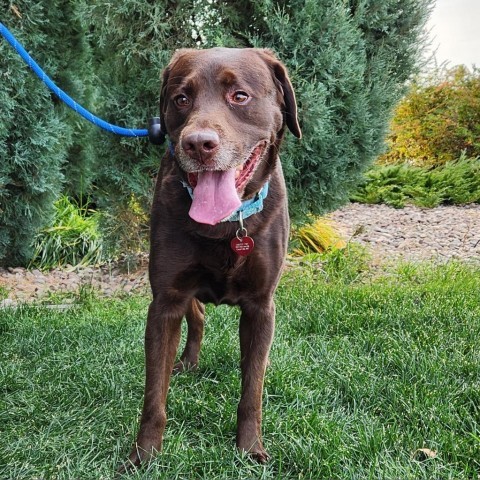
[
  {"x1": 380, "y1": 65, "x2": 480, "y2": 166},
  {"x1": 352, "y1": 154, "x2": 480, "y2": 207},
  {"x1": 0, "y1": 285, "x2": 8, "y2": 301},
  {"x1": 317, "y1": 242, "x2": 372, "y2": 284},
  {"x1": 30, "y1": 196, "x2": 103, "y2": 269},
  {"x1": 100, "y1": 194, "x2": 150, "y2": 263},
  {"x1": 293, "y1": 241, "x2": 372, "y2": 285},
  {"x1": 71, "y1": 0, "x2": 209, "y2": 214}
]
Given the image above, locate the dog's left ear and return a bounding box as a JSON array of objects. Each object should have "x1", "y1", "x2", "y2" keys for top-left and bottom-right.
[{"x1": 259, "y1": 49, "x2": 302, "y2": 139}]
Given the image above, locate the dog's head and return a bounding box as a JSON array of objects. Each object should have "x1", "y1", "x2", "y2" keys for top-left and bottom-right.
[{"x1": 159, "y1": 48, "x2": 301, "y2": 225}]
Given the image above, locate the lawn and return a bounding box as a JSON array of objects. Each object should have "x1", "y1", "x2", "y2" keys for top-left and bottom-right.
[{"x1": 1, "y1": 258, "x2": 480, "y2": 479}]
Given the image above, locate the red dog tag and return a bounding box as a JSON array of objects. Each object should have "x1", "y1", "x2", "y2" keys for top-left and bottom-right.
[{"x1": 230, "y1": 235, "x2": 255, "y2": 256}]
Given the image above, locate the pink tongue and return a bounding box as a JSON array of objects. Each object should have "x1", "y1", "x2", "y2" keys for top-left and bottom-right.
[{"x1": 189, "y1": 169, "x2": 241, "y2": 225}]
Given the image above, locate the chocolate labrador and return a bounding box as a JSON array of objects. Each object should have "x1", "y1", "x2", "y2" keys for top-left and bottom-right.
[{"x1": 125, "y1": 47, "x2": 301, "y2": 469}]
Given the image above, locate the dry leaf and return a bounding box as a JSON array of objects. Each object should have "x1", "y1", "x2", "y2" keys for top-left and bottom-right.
[
  {"x1": 413, "y1": 448, "x2": 437, "y2": 461},
  {"x1": 10, "y1": 5, "x2": 22, "y2": 19}
]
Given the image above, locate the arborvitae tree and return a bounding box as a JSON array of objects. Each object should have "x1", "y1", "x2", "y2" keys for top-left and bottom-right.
[{"x1": 0, "y1": 0, "x2": 94, "y2": 266}]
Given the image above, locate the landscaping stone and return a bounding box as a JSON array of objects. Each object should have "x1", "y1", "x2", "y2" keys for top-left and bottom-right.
[{"x1": 329, "y1": 203, "x2": 480, "y2": 263}]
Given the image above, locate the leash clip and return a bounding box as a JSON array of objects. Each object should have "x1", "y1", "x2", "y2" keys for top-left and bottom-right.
[{"x1": 148, "y1": 117, "x2": 166, "y2": 145}]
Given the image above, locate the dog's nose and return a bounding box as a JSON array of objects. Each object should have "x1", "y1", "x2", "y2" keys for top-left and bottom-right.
[{"x1": 181, "y1": 130, "x2": 220, "y2": 163}]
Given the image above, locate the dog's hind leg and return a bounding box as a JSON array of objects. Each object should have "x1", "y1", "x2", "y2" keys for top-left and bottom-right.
[{"x1": 173, "y1": 298, "x2": 205, "y2": 373}]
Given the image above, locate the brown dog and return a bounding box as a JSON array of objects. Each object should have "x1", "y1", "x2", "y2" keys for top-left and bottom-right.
[{"x1": 126, "y1": 47, "x2": 301, "y2": 469}]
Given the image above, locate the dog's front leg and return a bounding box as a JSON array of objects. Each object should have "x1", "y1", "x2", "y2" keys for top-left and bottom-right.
[
  {"x1": 125, "y1": 297, "x2": 184, "y2": 469},
  {"x1": 236, "y1": 300, "x2": 275, "y2": 462}
]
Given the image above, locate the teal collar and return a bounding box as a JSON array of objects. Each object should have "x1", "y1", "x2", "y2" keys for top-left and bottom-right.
[{"x1": 182, "y1": 181, "x2": 269, "y2": 222}]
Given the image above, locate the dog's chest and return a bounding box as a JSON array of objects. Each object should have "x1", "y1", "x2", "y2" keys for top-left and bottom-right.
[{"x1": 175, "y1": 253, "x2": 249, "y2": 306}]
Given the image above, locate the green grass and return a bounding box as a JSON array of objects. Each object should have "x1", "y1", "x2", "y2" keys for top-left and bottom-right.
[{"x1": 1, "y1": 261, "x2": 480, "y2": 479}]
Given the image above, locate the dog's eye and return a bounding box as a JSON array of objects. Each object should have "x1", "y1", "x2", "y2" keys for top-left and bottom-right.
[
  {"x1": 174, "y1": 95, "x2": 190, "y2": 107},
  {"x1": 231, "y1": 91, "x2": 250, "y2": 104}
]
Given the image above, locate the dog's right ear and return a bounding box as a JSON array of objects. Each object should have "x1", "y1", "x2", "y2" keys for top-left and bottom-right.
[{"x1": 159, "y1": 66, "x2": 171, "y2": 137}]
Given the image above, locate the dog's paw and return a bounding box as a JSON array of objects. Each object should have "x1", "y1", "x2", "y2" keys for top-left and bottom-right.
[
  {"x1": 172, "y1": 359, "x2": 198, "y2": 374},
  {"x1": 237, "y1": 438, "x2": 270, "y2": 464},
  {"x1": 117, "y1": 443, "x2": 158, "y2": 476},
  {"x1": 250, "y1": 448, "x2": 270, "y2": 464}
]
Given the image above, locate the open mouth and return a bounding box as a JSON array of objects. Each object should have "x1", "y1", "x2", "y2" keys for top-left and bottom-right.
[
  {"x1": 185, "y1": 141, "x2": 267, "y2": 225},
  {"x1": 187, "y1": 141, "x2": 266, "y2": 193}
]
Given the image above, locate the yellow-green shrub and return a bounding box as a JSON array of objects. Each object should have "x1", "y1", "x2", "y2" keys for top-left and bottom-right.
[
  {"x1": 380, "y1": 66, "x2": 480, "y2": 166},
  {"x1": 291, "y1": 218, "x2": 346, "y2": 257}
]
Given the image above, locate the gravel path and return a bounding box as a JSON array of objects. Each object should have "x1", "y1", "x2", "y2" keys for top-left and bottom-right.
[
  {"x1": 329, "y1": 203, "x2": 480, "y2": 263},
  {"x1": 1, "y1": 204, "x2": 479, "y2": 305},
  {"x1": 0, "y1": 262, "x2": 150, "y2": 306}
]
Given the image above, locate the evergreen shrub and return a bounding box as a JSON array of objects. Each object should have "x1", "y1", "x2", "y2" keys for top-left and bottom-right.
[
  {"x1": 242, "y1": 0, "x2": 432, "y2": 218},
  {"x1": 352, "y1": 154, "x2": 480, "y2": 208}
]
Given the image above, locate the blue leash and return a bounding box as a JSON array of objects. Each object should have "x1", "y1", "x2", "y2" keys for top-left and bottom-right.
[{"x1": 0, "y1": 22, "x2": 165, "y2": 144}]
